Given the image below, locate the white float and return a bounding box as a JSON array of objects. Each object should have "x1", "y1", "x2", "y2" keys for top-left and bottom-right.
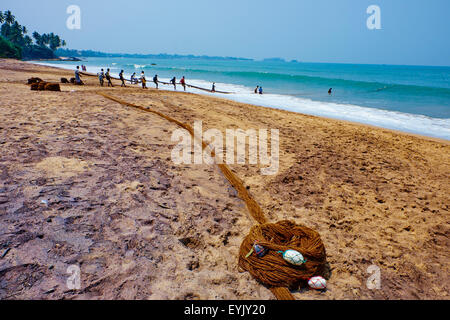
[
  {"x1": 281, "y1": 249, "x2": 306, "y2": 266},
  {"x1": 308, "y1": 276, "x2": 327, "y2": 290}
]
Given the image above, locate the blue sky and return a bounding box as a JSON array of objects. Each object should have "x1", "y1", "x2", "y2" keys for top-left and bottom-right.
[{"x1": 2, "y1": 0, "x2": 449, "y2": 66}]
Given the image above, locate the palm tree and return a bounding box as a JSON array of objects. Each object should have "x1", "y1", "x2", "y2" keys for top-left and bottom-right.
[
  {"x1": 24, "y1": 35, "x2": 33, "y2": 47},
  {"x1": 4, "y1": 11, "x2": 15, "y2": 25},
  {"x1": 10, "y1": 21, "x2": 22, "y2": 44},
  {"x1": 0, "y1": 12, "x2": 4, "y2": 24},
  {"x1": 22, "y1": 26, "x2": 27, "y2": 34},
  {"x1": 49, "y1": 33, "x2": 60, "y2": 51},
  {"x1": 32, "y1": 31, "x2": 42, "y2": 46},
  {"x1": 41, "y1": 33, "x2": 49, "y2": 47}
]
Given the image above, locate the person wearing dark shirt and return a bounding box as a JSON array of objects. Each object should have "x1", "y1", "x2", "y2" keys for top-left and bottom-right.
[
  {"x1": 98, "y1": 69, "x2": 105, "y2": 86},
  {"x1": 119, "y1": 70, "x2": 126, "y2": 87},
  {"x1": 153, "y1": 75, "x2": 159, "y2": 89},
  {"x1": 130, "y1": 72, "x2": 137, "y2": 84},
  {"x1": 170, "y1": 77, "x2": 177, "y2": 90},
  {"x1": 105, "y1": 68, "x2": 113, "y2": 87}
]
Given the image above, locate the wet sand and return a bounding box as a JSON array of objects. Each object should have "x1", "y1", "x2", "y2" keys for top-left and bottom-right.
[{"x1": 0, "y1": 59, "x2": 448, "y2": 300}]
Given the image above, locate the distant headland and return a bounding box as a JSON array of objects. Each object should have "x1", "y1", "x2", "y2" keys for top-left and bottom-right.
[{"x1": 55, "y1": 48, "x2": 254, "y2": 61}]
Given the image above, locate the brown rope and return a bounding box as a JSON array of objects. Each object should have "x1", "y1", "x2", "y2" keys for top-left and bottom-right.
[
  {"x1": 96, "y1": 92, "x2": 265, "y2": 224},
  {"x1": 96, "y1": 91, "x2": 327, "y2": 300},
  {"x1": 238, "y1": 221, "x2": 326, "y2": 289}
]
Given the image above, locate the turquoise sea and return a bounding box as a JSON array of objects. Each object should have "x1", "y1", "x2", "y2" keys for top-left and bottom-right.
[{"x1": 36, "y1": 57, "x2": 450, "y2": 140}]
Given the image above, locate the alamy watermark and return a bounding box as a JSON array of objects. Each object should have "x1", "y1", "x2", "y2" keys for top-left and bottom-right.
[
  {"x1": 66, "y1": 264, "x2": 81, "y2": 290},
  {"x1": 366, "y1": 264, "x2": 381, "y2": 289},
  {"x1": 66, "y1": 5, "x2": 81, "y2": 30},
  {"x1": 66, "y1": 5, "x2": 380, "y2": 31},
  {"x1": 171, "y1": 121, "x2": 279, "y2": 175},
  {"x1": 367, "y1": 5, "x2": 381, "y2": 30}
]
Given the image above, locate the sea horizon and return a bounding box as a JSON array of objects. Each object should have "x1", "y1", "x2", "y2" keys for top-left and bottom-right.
[{"x1": 54, "y1": 48, "x2": 450, "y2": 68}]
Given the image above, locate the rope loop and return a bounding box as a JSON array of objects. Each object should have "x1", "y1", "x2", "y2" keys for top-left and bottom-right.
[{"x1": 238, "y1": 220, "x2": 327, "y2": 290}]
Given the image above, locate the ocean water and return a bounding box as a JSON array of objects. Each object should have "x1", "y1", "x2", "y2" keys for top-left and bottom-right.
[{"x1": 35, "y1": 57, "x2": 450, "y2": 140}]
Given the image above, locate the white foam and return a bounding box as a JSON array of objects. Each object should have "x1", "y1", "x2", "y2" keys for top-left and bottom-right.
[
  {"x1": 134, "y1": 64, "x2": 147, "y2": 69},
  {"x1": 181, "y1": 79, "x2": 450, "y2": 141},
  {"x1": 31, "y1": 62, "x2": 450, "y2": 140}
]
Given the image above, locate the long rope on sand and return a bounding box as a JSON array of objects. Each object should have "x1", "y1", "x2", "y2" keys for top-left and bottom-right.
[
  {"x1": 96, "y1": 91, "x2": 327, "y2": 300},
  {"x1": 157, "y1": 80, "x2": 233, "y2": 94}
]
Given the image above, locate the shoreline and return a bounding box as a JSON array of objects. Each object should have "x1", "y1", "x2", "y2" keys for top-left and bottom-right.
[{"x1": 28, "y1": 59, "x2": 450, "y2": 145}]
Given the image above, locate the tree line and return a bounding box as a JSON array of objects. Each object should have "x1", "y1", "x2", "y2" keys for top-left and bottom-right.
[{"x1": 0, "y1": 10, "x2": 67, "y2": 59}]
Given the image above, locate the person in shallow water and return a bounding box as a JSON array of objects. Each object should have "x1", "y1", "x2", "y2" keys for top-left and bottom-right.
[
  {"x1": 259, "y1": 86, "x2": 263, "y2": 94},
  {"x1": 212, "y1": 82, "x2": 216, "y2": 92},
  {"x1": 254, "y1": 85, "x2": 259, "y2": 94},
  {"x1": 328, "y1": 88, "x2": 332, "y2": 95},
  {"x1": 170, "y1": 77, "x2": 177, "y2": 90}
]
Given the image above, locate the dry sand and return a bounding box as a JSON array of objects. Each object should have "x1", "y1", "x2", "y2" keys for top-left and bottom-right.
[{"x1": 0, "y1": 59, "x2": 448, "y2": 300}]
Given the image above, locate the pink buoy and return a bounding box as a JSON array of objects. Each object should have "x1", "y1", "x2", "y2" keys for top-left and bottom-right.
[{"x1": 308, "y1": 276, "x2": 327, "y2": 290}]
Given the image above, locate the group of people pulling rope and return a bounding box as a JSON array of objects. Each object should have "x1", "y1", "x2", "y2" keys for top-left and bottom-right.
[{"x1": 75, "y1": 65, "x2": 231, "y2": 94}]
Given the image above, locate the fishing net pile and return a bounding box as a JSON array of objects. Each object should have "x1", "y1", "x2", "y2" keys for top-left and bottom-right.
[{"x1": 238, "y1": 221, "x2": 327, "y2": 291}]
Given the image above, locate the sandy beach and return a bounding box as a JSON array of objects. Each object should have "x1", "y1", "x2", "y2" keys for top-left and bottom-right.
[{"x1": 0, "y1": 59, "x2": 448, "y2": 300}]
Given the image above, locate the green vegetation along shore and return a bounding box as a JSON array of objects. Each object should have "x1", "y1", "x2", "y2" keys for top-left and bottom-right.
[{"x1": 0, "y1": 10, "x2": 66, "y2": 60}]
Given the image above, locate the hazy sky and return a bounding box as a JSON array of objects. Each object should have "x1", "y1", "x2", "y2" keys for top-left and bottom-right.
[{"x1": 2, "y1": 0, "x2": 449, "y2": 65}]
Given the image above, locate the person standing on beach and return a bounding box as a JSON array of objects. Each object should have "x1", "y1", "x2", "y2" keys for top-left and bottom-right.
[
  {"x1": 170, "y1": 77, "x2": 177, "y2": 90},
  {"x1": 141, "y1": 71, "x2": 147, "y2": 89},
  {"x1": 180, "y1": 76, "x2": 186, "y2": 91},
  {"x1": 153, "y1": 75, "x2": 159, "y2": 89},
  {"x1": 105, "y1": 68, "x2": 113, "y2": 87},
  {"x1": 212, "y1": 82, "x2": 216, "y2": 92},
  {"x1": 254, "y1": 86, "x2": 259, "y2": 94},
  {"x1": 119, "y1": 70, "x2": 126, "y2": 87},
  {"x1": 259, "y1": 86, "x2": 263, "y2": 94},
  {"x1": 98, "y1": 69, "x2": 105, "y2": 86},
  {"x1": 75, "y1": 66, "x2": 82, "y2": 85}
]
